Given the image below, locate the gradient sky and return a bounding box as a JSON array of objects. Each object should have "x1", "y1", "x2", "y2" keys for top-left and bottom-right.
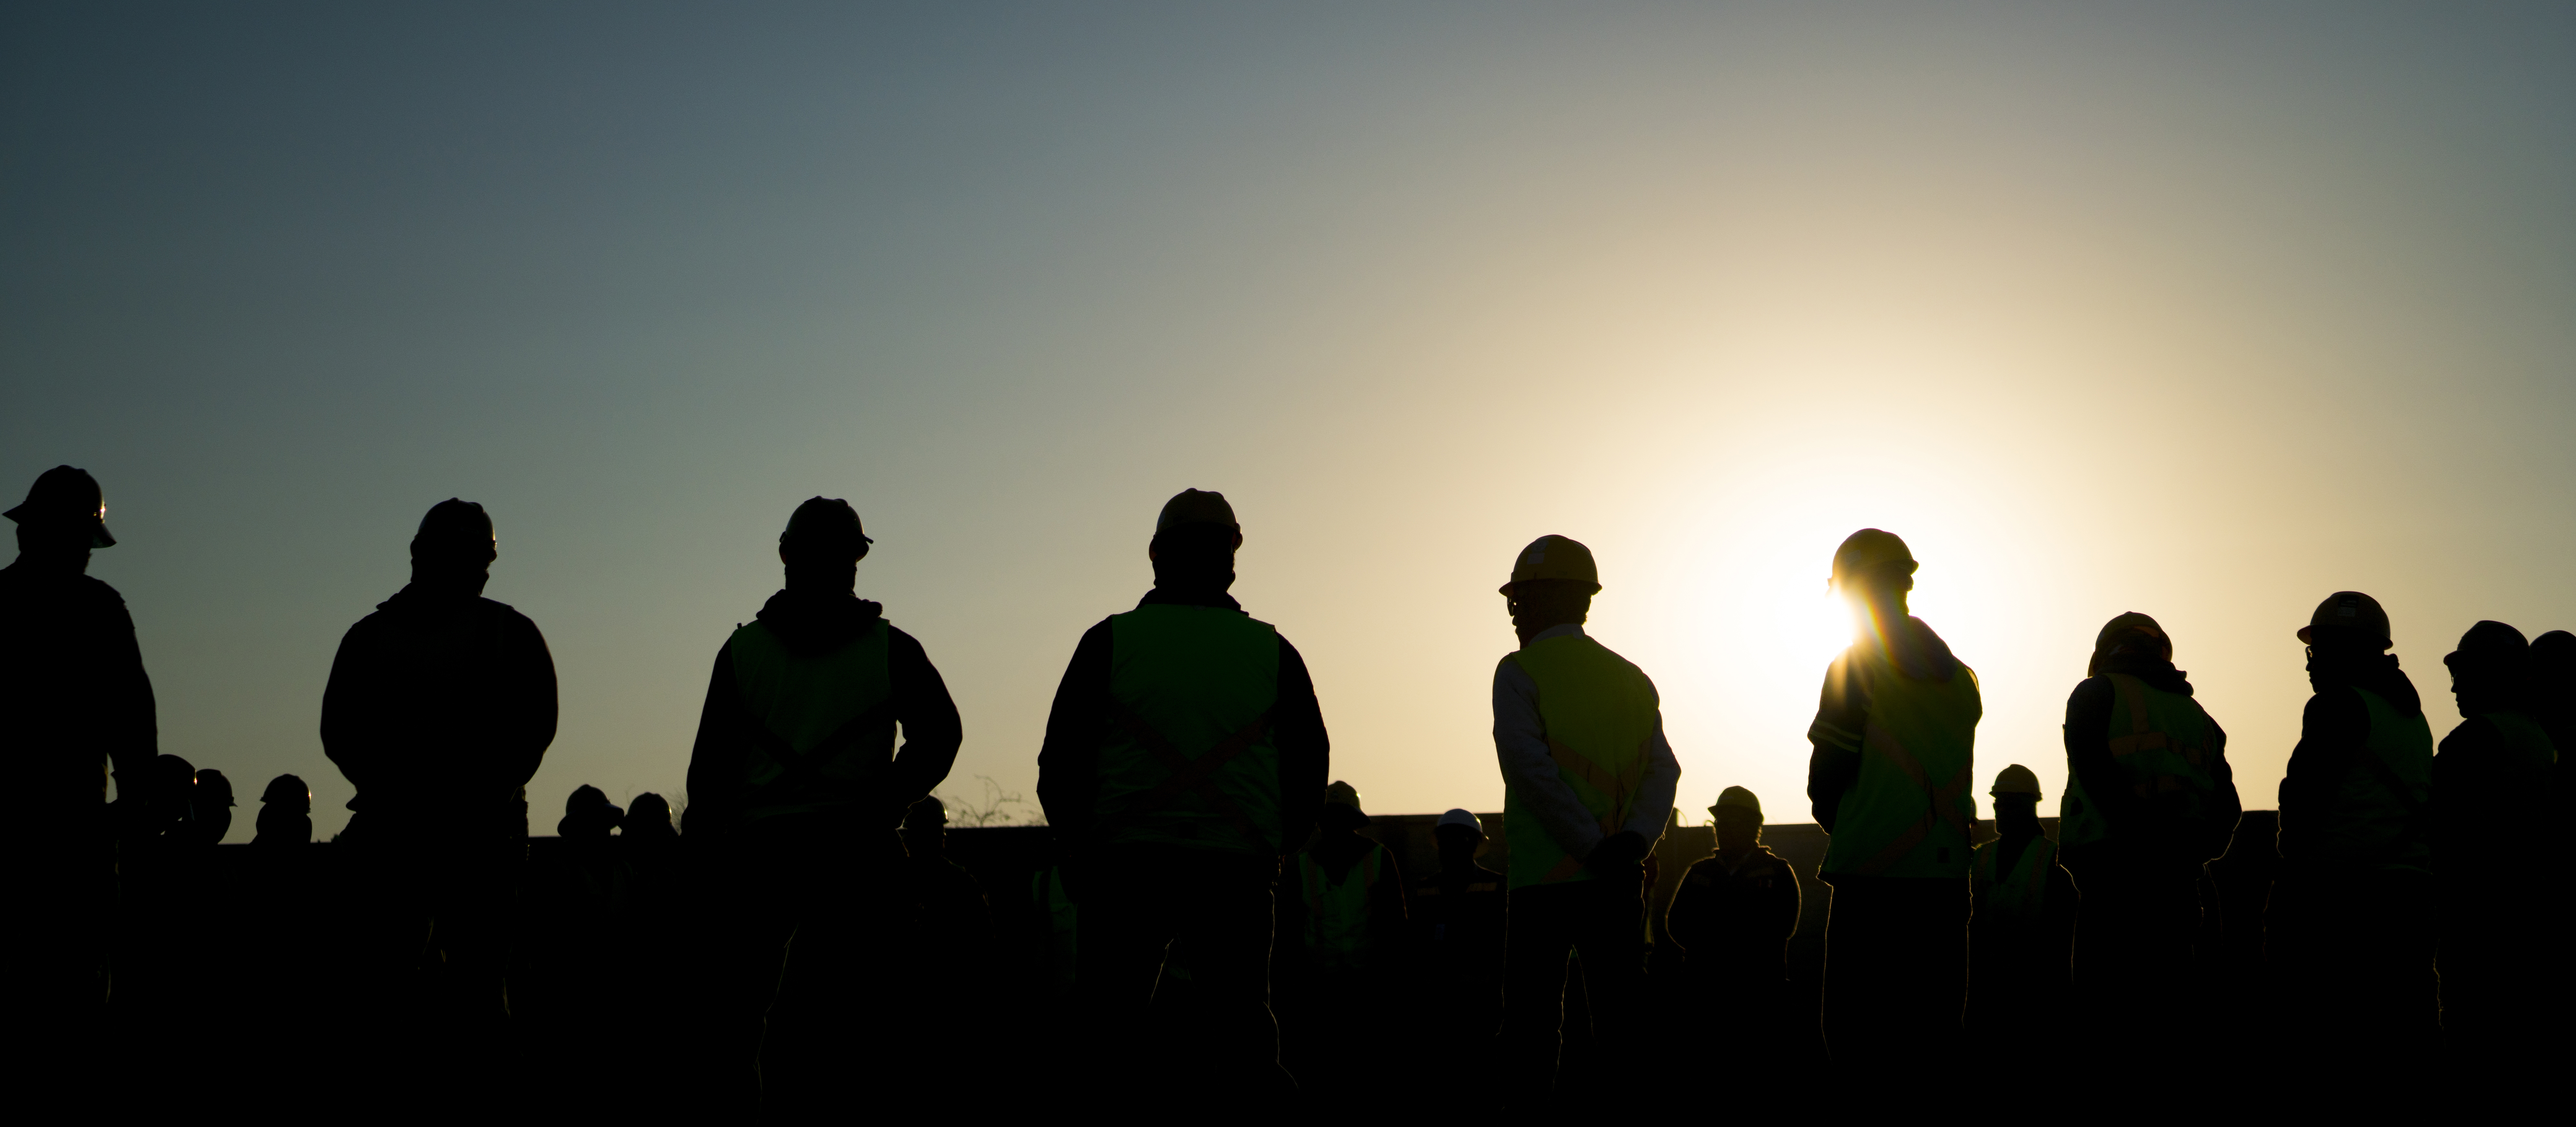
[{"x1": 6, "y1": 2, "x2": 2570, "y2": 842}]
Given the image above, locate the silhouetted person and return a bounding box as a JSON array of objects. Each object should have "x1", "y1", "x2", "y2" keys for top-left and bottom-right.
[
  {"x1": 1966, "y1": 767, "x2": 2073, "y2": 1054},
  {"x1": 2267, "y1": 592, "x2": 2435, "y2": 1104},
  {"x1": 1663, "y1": 787, "x2": 1800, "y2": 1088},
  {"x1": 613, "y1": 791, "x2": 684, "y2": 1094},
  {"x1": 681, "y1": 497, "x2": 961, "y2": 1114},
  {"x1": 2431, "y1": 621, "x2": 2554, "y2": 1099},
  {"x1": 1409, "y1": 808, "x2": 1506, "y2": 1081},
  {"x1": 186, "y1": 768, "x2": 235, "y2": 846},
  {"x1": 0, "y1": 466, "x2": 157, "y2": 1093},
  {"x1": 1035, "y1": 489, "x2": 1328, "y2": 1110},
  {"x1": 897, "y1": 796, "x2": 989, "y2": 1107},
  {"x1": 2531, "y1": 630, "x2": 2576, "y2": 755},
  {"x1": 522, "y1": 785, "x2": 634, "y2": 1110},
  {"x1": 253, "y1": 774, "x2": 312, "y2": 847},
  {"x1": 1490, "y1": 535, "x2": 1679, "y2": 1107},
  {"x1": 2057, "y1": 613, "x2": 2238, "y2": 1080},
  {"x1": 319, "y1": 498, "x2": 557, "y2": 1108},
  {"x1": 618, "y1": 791, "x2": 682, "y2": 883},
  {"x1": 1279, "y1": 781, "x2": 1405, "y2": 1104},
  {"x1": 1806, "y1": 530, "x2": 1980, "y2": 1090}
]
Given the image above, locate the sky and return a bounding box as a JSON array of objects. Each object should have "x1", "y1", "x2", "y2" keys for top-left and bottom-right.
[{"x1": 4, "y1": 2, "x2": 2570, "y2": 842}]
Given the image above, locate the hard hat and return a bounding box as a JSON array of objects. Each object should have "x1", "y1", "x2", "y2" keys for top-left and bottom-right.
[
  {"x1": 1830, "y1": 529, "x2": 1915, "y2": 588},
  {"x1": 780, "y1": 496, "x2": 872, "y2": 554},
  {"x1": 1501, "y1": 534, "x2": 1600, "y2": 596},
  {"x1": 1990, "y1": 764, "x2": 2042, "y2": 799},
  {"x1": 2297, "y1": 591, "x2": 2390, "y2": 648},
  {"x1": 2534, "y1": 630, "x2": 2576, "y2": 673},
  {"x1": 2088, "y1": 612, "x2": 2172, "y2": 675},
  {"x1": 5, "y1": 465, "x2": 115, "y2": 547},
  {"x1": 411, "y1": 499, "x2": 495, "y2": 561},
  {"x1": 1434, "y1": 808, "x2": 1484, "y2": 836},
  {"x1": 2443, "y1": 620, "x2": 2529, "y2": 672},
  {"x1": 905, "y1": 795, "x2": 949, "y2": 829},
  {"x1": 193, "y1": 768, "x2": 236, "y2": 807},
  {"x1": 260, "y1": 774, "x2": 310, "y2": 810},
  {"x1": 1322, "y1": 780, "x2": 1368, "y2": 824},
  {"x1": 1156, "y1": 488, "x2": 1238, "y2": 532},
  {"x1": 1708, "y1": 786, "x2": 1763, "y2": 819}
]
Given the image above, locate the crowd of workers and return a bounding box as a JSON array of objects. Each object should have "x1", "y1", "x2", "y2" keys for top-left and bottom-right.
[{"x1": 4, "y1": 463, "x2": 2567, "y2": 1114}]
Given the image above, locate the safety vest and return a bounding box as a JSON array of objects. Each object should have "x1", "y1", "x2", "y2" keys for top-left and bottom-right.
[
  {"x1": 1971, "y1": 835, "x2": 2057, "y2": 923},
  {"x1": 1295, "y1": 843, "x2": 1391, "y2": 971},
  {"x1": 1094, "y1": 604, "x2": 1283, "y2": 854},
  {"x1": 1031, "y1": 867, "x2": 1078, "y2": 996},
  {"x1": 2480, "y1": 710, "x2": 2560, "y2": 773},
  {"x1": 1820, "y1": 646, "x2": 1982, "y2": 879},
  {"x1": 1501, "y1": 633, "x2": 1663, "y2": 890},
  {"x1": 2060, "y1": 674, "x2": 2226, "y2": 848},
  {"x1": 727, "y1": 617, "x2": 894, "y2": 821},
  {"x1": 2311, "y1": 686, "x2": 2433, "y2": 871}
]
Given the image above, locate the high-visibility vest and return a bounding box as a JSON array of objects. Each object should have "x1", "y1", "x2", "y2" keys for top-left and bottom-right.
[
  {"x1": 1095, "y1": 604, "x2": 1283, "y2": 854},
  {"x1": 2307, "y1": 686, "x2": 2433, "y2": 871},
  {"x1": 2479, "y1": 710, "x2": 2560, "y2": 773},
  {"x1": 1031, "y1": 867, "x2": 1078, "y2": 996},
  {"x1": 2061, "y1": 674, "x2": 2227, "y2": 849},
  {"x1": 727, "y1": 617, "x2": 893, "y2": 821},
  {"x1": 1819, "y1": 646, "x2": 1982, "y2": 879},
  {"x1": 1501, "y1": 633, "x2": 1663, "y2": 890},
  {"x1": 1971, "y1": 835, "x2": 2057, "y2": 923},
  {"x1": 1295, "y1": 843, "x2": 1391, "y2": 971}
]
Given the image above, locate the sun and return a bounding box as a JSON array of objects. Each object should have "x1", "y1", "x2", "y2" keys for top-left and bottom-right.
[{"x1": 1772, "y1": 583, "x2": 1859, "y2": 670}]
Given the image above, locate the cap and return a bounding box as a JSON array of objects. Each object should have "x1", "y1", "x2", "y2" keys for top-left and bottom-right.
[
  {"x1": 1830, "y1": 529, "x2": 1915, "y2": 588},
  {"x1": 5, "y1": 465, "x2": 115, "y2": 548},
  {"x1": 1434, "y1": 808, "x2": 1484, "y2": 835},
  {"x1": 1708, "y1": 786, "x2": 1763, "y2": 819},
  {"x1": 1156, "y1": 488, "x2": 1238, "y2": 532},
  {"x1": 1991, "y1": 763, "x2": 2042, "y2": 798},
  {"x1": 2298, "y1": 591, "x2": 2391, "y2": 648},
  {"x1": 780, "y1": 496, "x2": 872, "y2": 553},
  {"x1": 1501, "y1": 534, "x2": 1600, "y2": 596},
  {"x1": 2443, "y1": 620, "x2": 2529, "y2": 671}
]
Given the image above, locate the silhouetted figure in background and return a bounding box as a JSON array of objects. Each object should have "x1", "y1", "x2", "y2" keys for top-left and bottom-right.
[
  {"x1": 1036, "y1": 489, "x2": 1328, "y2": 1111},
  {"x1": 619, "y1": 791, "x2": 682, "y2": 887},
  {"x1": 614, "y1": 791, "x2": 684, "y2": 1092},
  {"x1": 681, "y1": 497, "x2": 961, "y2": 1114},
  {"x1": 898, "y1": 797, "x2": 990, "y2": 1104},
  {"x1": 1966, "y1": 767, "x2": 2073, "y2": 1063},
  {"x1": 1806, "y1": 530, "x2": 1979, "y2": 1092},
  {"x1": 253, "y1": 773, "x2": 312, "y2": 847},
  {"x1": 0, "y1": 466, "x2": 156, "y2": 1094},
  {"x1": 186, "y1": 768, "x2": 235, "y2": 846},
  {"x1": 2056, "y1": 613, "x2": 2237, "y2": 1089},
  {"x1": 320, "y1": 498, "x2": 557, "y2": 1109},
  {"x1": 1491, "y1": 535, "x2": 1679, "y2": 1108},
  {"x1": 2431, "y1": 621, "x2": 2554, "y2": 1101},
  {"x1": 1664, "y1": 786, "x2": 1800, "y2": 1092},
  {"x1": 2267, "y1": 592, "x2": 2435, "y2": 1106},
  {"x1": 522, "y1": 785, "x2": 633, "y2": 1109},
  {"x1": 1279, "y1": 781, "x2": 1405, "y2": 1105},
  {"x1": 1409, "y1": 808, "x2": 1506, "y2": 1089}
]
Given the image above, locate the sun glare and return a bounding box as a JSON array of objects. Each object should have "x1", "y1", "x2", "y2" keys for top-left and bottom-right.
[{"x1": 1774, "y1": 584, "x2": 1858, "y2": 670}]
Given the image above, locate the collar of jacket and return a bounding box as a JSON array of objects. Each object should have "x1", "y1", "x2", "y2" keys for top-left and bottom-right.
[
  {"x1": 755, "y1": 589, "x2": 884, "y2": 657},
  {"x1": 2101, "y1": 654, "x2": 2195, "y2": 696},
  {"x1": 1137, "y1": 587, "x2": 1241, "y2": 611}
]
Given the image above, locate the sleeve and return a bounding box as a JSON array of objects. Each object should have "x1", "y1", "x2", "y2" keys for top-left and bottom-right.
[
  {"x1": 885, "y1": 626, "x2": 964, "y2": 814},
  {"x1": 1806, "y1": 652, "x2": 1867, "y2": 830},
  {"x1": 1621, "y1": 711, "x2": 1682, "y2": 841},
  {"x1": 2197, "y1": 712, "x2": 2242, "y2": 860},
  {"x1": 2062, "y1": 677, "x2": 2137, "y2": 833},
  {"x1": 1494, "y1": 657, "x2": 1610, "y2": 861},
  {"x1": 1370, "y1": 844, "x2": 1409, "y2": 949},
  {"x1": 504, "y1": 613, "x2": 559, "y2": 790},
  {"x1": 99, "y1": 597, "x2": 158, "y2": 788},
  {"x1": 1662, "y1": 869, "x2": 1711, "y2": 954},
  {"x1": 2278, "y1": 689, "x2": 2366, "y2": 846},
  {"x1": 1035, "y1": 619, "x2": 1116, "y2": 847},
  {"x1": 1773, "y1": 863, "x2": 1804, "y2": 947},
  {"x1": 1273, "y1": 635, "x2": 1330, "y2": 855},
  {"x1": 681, "y1": 643, "x2": 747, "y2": 836},
  {"x1": 319, "y1": 622, "x2": 378, "y2": 793}
]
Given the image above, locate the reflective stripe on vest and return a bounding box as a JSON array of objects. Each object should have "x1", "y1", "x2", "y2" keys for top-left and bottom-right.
[
  {"x1": 1296, "y1": 844, "x2": 1389, "y2": 970},
  {"x1": 1821, "y1": 648, "x2": 1982, "y2": 879},
  {"x1": 2061, "y1": 674, "x2": 2225, "y2": 849},
  {"x1": 1971, "y1": 835, "x2": 2056, "y2": 922},
  {"x1": 1096, "y1": 604, "x2": 1283, "y2": 853},
  {"x1": 727, "y1": 618, "x2": 894, "y2": 821},
  {"x1": 2317, "y1": 686, "x2": 2432, "y2": 871},
  {"x1": 1501, "y1": 634, "x2": 1663, "y2": 890}
]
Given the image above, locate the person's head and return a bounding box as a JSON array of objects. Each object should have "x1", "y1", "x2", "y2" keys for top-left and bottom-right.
[
  {"x1": 147, "y1": 754, "x2": 197, "y2": 830},
  {"x1": 558, "y1": 785, "x2": 623, "y2": 840},
  {"x1": 1708, "y1": 786, "x2": 1764, "y2": 853},
  {"x1": 2535, "y1": 631, "x2": 2576, "y2": 699},
  {"x1": 191, "y1": 769, "x2": 236, "y2": 844},
  {"x1": 7, "y1": 465, "x2": 114, "y2": 571},
  {"x1": 1990, "y1": 764, "x2": 2043, "y2": 826},
  {"x1": 902, "y1": 796, "x2": 949, "y2": 853},
  {"x1": 410, "y1": 499, "x2": 496, "y2": 591},
  {"x1": 2088, "y1": 612, "x2": 2173, "y2": 677},
  {"x1": 1500, "y1": 535, "x2": 1599, "y2": 642},
  {"x1": 626, "y1": 792, "x2": 676, "y2": 838},
  {"x1": 1148, "y1": 489, "x2": 1240, "y2": 592},
  {"x1": 2298, "y1": 591, "x2": 2393, "y2": 657},
  {"x1": 2443, "y1": 620, "x2": 2530, "y2": 715},
  {"x1": 254, "y1": 774, "x2": 312, "y2": 846},
  {"x1": 1829, "y1": 529, "x2": 1916, "y2": 623},
  {"x1": 777, "y1": 496, "x2": 871, "y2": 594},
  {"x1": 1319, "y1": 780, "x2": 1368, "y2": 834},
  {"x1": 1432, "y1": 808, "x2": 1484, "y2": 868}
]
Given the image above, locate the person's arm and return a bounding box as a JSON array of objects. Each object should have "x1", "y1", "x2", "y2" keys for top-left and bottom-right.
[
  {"x1": 1620, "y1": 709, "x2": 1682, "y2": 842},
  {"x1": 2196, "y1": 714, "x2": 2242, "y2": 861},
  {"x1": 319, "y1": 621, "x2": 379, "y2": 794},
  {"x1": 1806, "y1": 652, "x2": 1866, "y2": 830},
  {"x1": 1662, "y1": 869, "x2": 1710, "y2": 955},
  {"x1": 99, "y1": 594, "x2": 159, "y2": 793},
  {"x1": 681, "y1": 643, "x2": 747, "y2": 837},
  {"x1": 502, "y1": 611, "x2": 559, "y2": 792},
  {"x1": 1370, "y1": 843, "x2": 1408, "y2": 952},
  {"x1": 1494, "y1": 657, "x2": 1609, "y2": 862},
  {"x1": 1035, "y1": 619, "x2": 1116, "y2": 849},
  {"x1": 2062, "y1": 677, "x2": 2140, "y2": 836},
  {"x1": 2277, "y1": 689, "x2": 2366, "y2": 852},
  {"x1": 1273, "y1": 636, "x2": 1329, "y2": 855},
  {"x1": 885, "y1": 626, "x2": 964, "y2": 815},
  {"x1": 1772, "y1": 862, "x2": 1804, "y2": 950}
]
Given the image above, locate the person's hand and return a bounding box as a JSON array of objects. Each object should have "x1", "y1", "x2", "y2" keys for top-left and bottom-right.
[{"x1": 1585, "y1": 830, "x2": 1649, "y2": 874}]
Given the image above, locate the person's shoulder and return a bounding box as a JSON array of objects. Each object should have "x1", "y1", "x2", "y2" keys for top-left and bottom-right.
[{"x1": 471, "y1": 596, "x2": 542, "y2": 630}]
